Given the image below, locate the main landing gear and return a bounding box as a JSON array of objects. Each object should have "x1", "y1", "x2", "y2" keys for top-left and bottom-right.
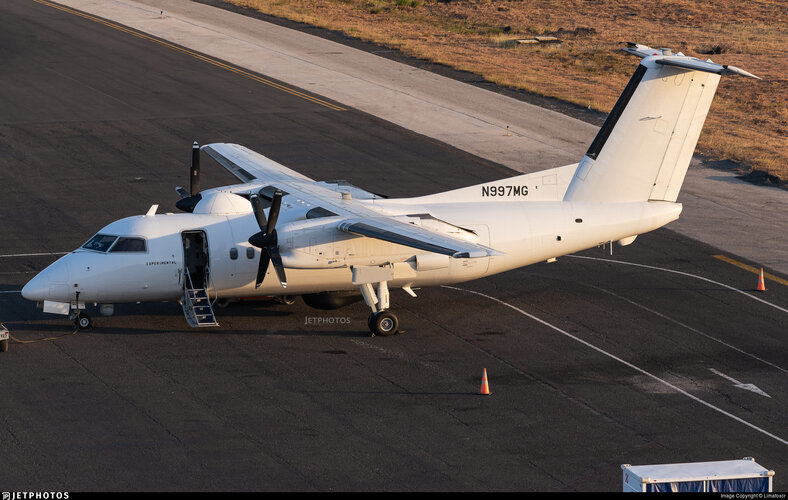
[{"x1": 359, "y1": 279, "x2": 401, "y2": 336}]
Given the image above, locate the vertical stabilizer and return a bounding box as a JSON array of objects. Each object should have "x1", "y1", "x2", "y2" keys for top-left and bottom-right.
[{"x1": 563, "y1": 44, "x2": 758, "y2": 203}]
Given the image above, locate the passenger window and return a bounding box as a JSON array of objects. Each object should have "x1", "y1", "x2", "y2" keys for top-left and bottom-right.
[
  {"x1": 82, "y1": 234, "x2": 117, "y2": 252},
  {"x1": 229, "y1": 248, "x2": 238, "y2": 260},
  {"x1": 109, "y1": 237, "x2": 147, "y2": 252}
]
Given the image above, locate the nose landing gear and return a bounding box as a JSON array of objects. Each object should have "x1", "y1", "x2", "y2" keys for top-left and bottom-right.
[
  {"x1": 69, "y1": 293, "x2": 92, "y2": 329},
  {"x1": 70, "y1": 310, "x2": 92, "y2": 330},
  {"x1": 77, "y1": 313, "x2": 92, "y2": 330}
]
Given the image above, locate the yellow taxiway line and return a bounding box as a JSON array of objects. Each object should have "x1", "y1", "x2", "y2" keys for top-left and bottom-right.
[
  {"x1": 712, "y1": 254, "x2": 788, "y2": 287},
  {"x1": 31, "y1": 0, "x2": 347, "y2": 112}
]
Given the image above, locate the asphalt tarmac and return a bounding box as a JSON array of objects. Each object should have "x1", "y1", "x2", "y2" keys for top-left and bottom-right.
[{"x1": 1, "y1": 0, "x2": 786, "y2": 491}]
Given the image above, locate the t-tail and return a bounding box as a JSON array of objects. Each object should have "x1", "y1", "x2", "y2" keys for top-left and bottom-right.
[{"x1": 563, "y1": 43, "x2": 759, "y2": 204}]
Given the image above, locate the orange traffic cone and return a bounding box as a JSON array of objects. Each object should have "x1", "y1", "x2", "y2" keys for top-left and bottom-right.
[
  {"x1": 756, "y1": 268, "x2": 766, "y2": 292},
  {"x1": 480, "y1": 368, "x2": 491, "y2": 395}
]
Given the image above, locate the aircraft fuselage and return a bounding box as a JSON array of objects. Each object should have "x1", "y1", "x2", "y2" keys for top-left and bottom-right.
[{"x1": 22, "y1": 196, "x2": 681, "y2": 306}]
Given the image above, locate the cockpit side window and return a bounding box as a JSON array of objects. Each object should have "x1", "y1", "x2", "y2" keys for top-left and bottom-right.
[
  {"x1": 82, "y1": 234, "x2": 118, "y2": 252},
  {"x1": 109, "y1": 237, "x2": 147, "y2": 253}
]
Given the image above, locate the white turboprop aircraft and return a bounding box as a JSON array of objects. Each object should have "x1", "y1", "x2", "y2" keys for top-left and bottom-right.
[{"x1": 22, "y1": 44, "x2": 758, "y2": 335}]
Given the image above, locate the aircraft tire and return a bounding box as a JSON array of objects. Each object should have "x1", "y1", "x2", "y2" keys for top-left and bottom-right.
[
  {"x1": 77, "y1": 314, "x2": 92, "y2": 330},
  {"x1": 370, "y1": 311, "x2": 399, "y2": 336}
]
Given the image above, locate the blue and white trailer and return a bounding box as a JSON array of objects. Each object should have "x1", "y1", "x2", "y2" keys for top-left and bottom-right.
[{"x1": 621, "y1": 457, "x2": 774, "y2": 492}]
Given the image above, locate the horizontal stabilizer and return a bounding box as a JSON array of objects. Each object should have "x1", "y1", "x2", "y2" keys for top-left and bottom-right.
[
  {"x1": 656, "y1": 59, "x2": 760, "y2": 79},
  {"x1": 624, "y1": 43, "x2": 760, "y2": 79}
]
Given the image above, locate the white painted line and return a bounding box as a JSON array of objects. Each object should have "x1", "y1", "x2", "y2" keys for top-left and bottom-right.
[
  {"x1": 587, "y1": 284, "x2": 788, "y2": 375},
  {"x1": 443, "y1": 285, "x2": 788, "y2": 447},
  {"x1": 0, "y1": 252, "x2": 68, "y2": 258},
  {"x1": 709, "y1": 368, "x2": 771, "y2": 398},
  {"x1": 566, "y1": 255, "x2": 788, "y2": 315}
]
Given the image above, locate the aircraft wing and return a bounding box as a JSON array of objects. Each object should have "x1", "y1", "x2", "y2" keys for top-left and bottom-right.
[
  {"x1": 337, "y1": 217, "x2": 503, "y2": 258},
  {"x1": 203, "y1": 143, "x2": 384, "y2": 199},
  {"x1": 202, "y1": 143, "x2": 504, "y2": 258},
  {"x1": 202, "y1": 143, "x2": 316, "y2": 184}
]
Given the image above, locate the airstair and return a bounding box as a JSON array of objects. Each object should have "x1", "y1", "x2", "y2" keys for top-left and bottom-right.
[{"x1": 181, "y1": 267, "x2": 219, "y2": 327}]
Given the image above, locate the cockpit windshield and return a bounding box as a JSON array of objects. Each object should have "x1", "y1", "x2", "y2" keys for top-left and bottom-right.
[
  {"x1": 81, "y1": 234, "x2": 147, "y2": 253},
  {"x1": 109, "y1": 237, "x2": 147, "y2": 252},
  {"x1": 82, "y1": 234, "x2": 117, "y2": 252}
]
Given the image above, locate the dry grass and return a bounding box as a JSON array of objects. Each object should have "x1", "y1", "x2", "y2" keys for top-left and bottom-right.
[{"x1": 224, "y1": 0, "x2": 787, "y2": 183}]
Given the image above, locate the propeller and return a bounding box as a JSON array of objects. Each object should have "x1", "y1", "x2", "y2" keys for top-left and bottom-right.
[
  {"x1": 190, "y1": 140, "x2": 200, "y2": 195},
  {"x1": 248, "y1": 190, "x2": 287, "y2": 288},
  {"x1": 175, "y1": 141, "x2": 202, "y2": 212}
]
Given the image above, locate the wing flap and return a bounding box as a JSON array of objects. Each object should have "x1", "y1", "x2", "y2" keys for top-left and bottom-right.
[{"x1": 338, "y1": 218, "x2": 503, "y2": 258}]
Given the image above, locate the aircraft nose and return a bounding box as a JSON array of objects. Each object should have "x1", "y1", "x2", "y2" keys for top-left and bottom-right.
[
  {"x1": 21, "y1": 258, "x2": 70, "y2": 302},
  {"x1": 21, "y1": 272, "x2": 48, "y2": 301}
]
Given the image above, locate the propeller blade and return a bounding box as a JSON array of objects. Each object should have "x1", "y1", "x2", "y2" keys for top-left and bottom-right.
[
  {"x1": 268, "y1": 245, "x2": 287, "y2": 288},
  {"x1": 190, "y1": 141, "x2": 200, "y2": 196},
  {"x1": 255, "y1": 248, "x2": 270, "y2": 288},
  {"x1": 266, "y1": 190, "x2": 283, "y2": 235},
  {"x1": 249, "y1": 194, "x2": 268, "y2": 232},
  {"x1": 174, "y1": 142, "x2": 202, "y2": 213},
  {"x1": 248, "y1": 189, "x2": 286, "y2": 289}
]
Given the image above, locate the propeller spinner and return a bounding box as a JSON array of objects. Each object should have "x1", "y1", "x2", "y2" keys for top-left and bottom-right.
[{"x1": 248, "y1": 190, "x2": 287, "y2": 288}]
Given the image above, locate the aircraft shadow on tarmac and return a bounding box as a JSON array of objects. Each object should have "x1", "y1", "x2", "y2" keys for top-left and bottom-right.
[{"x1": 1, "y1": 293, "x2": 376, "y2": 338}]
